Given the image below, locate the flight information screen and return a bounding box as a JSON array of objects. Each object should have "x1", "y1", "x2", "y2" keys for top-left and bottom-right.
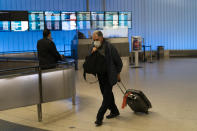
[
  {"x1": 118, "y1": 12, "x2": 132, "y2": 28},
  {"x1": 0, "y1": 11, "x2": 10, "y2": 21},
  {"x1": 119, "y1": 12, "x2": 132, "y2": 21},
  {"x1": 77, "y1": 12, "x2": 90, "y2": 21},
  {"x1": 105, "y1": 21, "x2": 118, "y2": 28},
  {"x1": 0, "y1": 11, "x2": 132, "y2": 31},
  {"x1": 45, "y1": 11, "x2": 61, "y2": 30},
  {"x1": 29, "y1": 21, "x2": 44, "y2": 31},
  {"x1": 77, "y1": 21, "x2": 91, "y2": 29},
  {"x1": 29, "y1": 11, "x2": 44, "y2": 31},
  {"x1": 11, "y1": 21, "x2": 28, "y2": 31},
  {"x1": 119, "y1": 21, "x2": 132, "y2": 28},
  {"x1": 92, "y1": 21, "x2": 104, "y2": 29},
  {"x1": 105, "y1": 12, "x2": 118, "y2": 21},
  {"x1": 62, "y1": 21, "x2": 76, "y2": 30},
  {"x1": 91, "y1": 12, "x2": 104, "y2": 21},
  {"x1": 0, "y1": 21, "x2": 10, "y2": 31},
  {"x1": 45, "y1": 21, "x2": 61, "y2": 30},
  {"x1": 45, "y1": 11, "x2": 61, "y2": 21},
  {"x1": 29, "y1": 11, "x2": 44, "y2": 21},
  {"x1": 61, "y1": 12, "x2": 76, "y2": 21},
  {"x1": 0, "y1": 11, "x2": 28, "y2": 21}
]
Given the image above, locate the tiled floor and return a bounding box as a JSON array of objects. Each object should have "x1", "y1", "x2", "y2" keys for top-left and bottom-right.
[{"x1": 0, "y1": 58, "x2": 197, "y2": 131}]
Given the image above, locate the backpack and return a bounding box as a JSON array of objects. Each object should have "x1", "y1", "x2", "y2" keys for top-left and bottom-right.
[{"x1": 83, "y1": 51, "x2": 106, "y2": 80}]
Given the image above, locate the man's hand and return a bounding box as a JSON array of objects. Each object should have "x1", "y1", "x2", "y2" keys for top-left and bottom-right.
[
  {"x1": 117, "y1": 73, "x2": 121, "y2": 82},
  {"x1": 92, "y1": 47, "x2": 97, "y2": 53}
]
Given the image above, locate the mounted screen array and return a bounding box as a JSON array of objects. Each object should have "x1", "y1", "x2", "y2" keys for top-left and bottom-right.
[
  {"x1": 0, "y1": 11, "x2": 132, "y2": 31},
  {"x1": 0, "y1": 11, "x2": 28, "y2": 31}
]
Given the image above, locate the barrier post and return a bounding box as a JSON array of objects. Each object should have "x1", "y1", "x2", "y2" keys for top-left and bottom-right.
[
  {"x1": 37, "y1": 67, "x2": 43, "y2": 122},
  {"x1": 149, "y1": 45, "x2": 153, "y2": 63}
]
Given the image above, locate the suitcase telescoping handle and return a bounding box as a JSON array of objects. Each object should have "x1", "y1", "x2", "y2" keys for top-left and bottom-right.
[{"x1": 117, "y1": 81, "x2": 127, "y2": 94}]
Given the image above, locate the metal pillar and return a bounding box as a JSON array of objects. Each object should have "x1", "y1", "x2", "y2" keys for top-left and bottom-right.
[
  {"x1": 37, "y1": 67, "x2": 43, "y2": 122},
  {"x1": 102, "y1": 0, "x2": 106, "y2": 11},
  {"x1": 86, "y1": 0, "x2": 89, "y2": 11},
  {"x1": 149, "y1": 45, "x2": 153, "y2": 63}
]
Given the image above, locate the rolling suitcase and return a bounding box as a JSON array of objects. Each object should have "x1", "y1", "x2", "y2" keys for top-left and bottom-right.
[{"x1": 117, "y1": 82, "x2": 152, "y2": 114}]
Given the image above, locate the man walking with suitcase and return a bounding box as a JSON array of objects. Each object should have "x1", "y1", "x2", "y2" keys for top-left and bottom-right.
[{"x1": 90, "y1": 30, "x2": 123, "y2": 126}]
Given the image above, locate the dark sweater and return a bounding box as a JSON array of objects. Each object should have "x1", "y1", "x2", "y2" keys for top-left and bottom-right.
[{"x1": 37, "y1": 38, "x2": 62, "y2": 69}]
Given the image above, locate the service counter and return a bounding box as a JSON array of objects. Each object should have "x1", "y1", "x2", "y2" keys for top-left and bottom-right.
[
  {"x1": 0, "y1": 60, "x2": 76, "y2": 122},
  {"x1": 78, "y1": 38, "x2": 130, "y2": 59}
]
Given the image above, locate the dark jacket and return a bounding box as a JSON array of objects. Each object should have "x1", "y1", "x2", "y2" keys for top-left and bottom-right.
[
  {"x1": 90, "y1": 39, "x2": 123, "y2": 86},
  {"x1": 37, "y1": 38, "x2": 62, "y2": 69}
]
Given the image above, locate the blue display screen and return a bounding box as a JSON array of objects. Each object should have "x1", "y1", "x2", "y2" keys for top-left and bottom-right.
[
  {"x1": 105, "y1": 21, "x2": 118, "y2": 28},
  {"x1": 0, "y1": 21, "x2": 10, "y2": 31},
  {"x1": 119, "y1": 12, "x2": 132, "y2": 21},
  {"x1": 29, "y1": 11, "x2": 44, "y2": 21},
  {"x1": 119, "y1": 21, "x2": 132, "y2": 28},
  {"x1": 11, "y1": 21, "x2": 28, "y2": 31},
  {"x1": 92, "y1": 21, "x2": 104, "y2": 29},
  {"x1": 29, "y1": 21, "x2": 44, "y2": 31},
  {"x1": 77, "y1": 21, "x2": 91, "y2": 29},
  {"x1": 45, "y1": 21, "x2": 61, "y2": 30},
  {"x1": 105, "y1": 12, "x2": 118, "y2": 21},
  {"x1": 77, "y1": 12, "x2": 90, "y2": 21},
  {"x1": 2, "y1": 11, "x2": 132, "y2": 31},
  {"x1": 45, "y1": 11, "x2": 61, "y2": 21},
  {"x1": 91, "y1": 12, "x2": 104, "y2": 21},
  {"x1": 61, "y1": 12, "x2": 76, "y2": 21},
  {"x1": 62, "y1": 21, "x2": 76, "y2": 30}
]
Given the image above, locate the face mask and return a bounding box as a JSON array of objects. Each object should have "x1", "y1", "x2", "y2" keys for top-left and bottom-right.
[{"x1": 94, "y1": 41, "x2": 101, "y2": 48}]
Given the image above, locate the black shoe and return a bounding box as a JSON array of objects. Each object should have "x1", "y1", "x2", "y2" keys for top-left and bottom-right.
[
  {"x1": 95, "y1": 120, "x2": 103, "y2": 126},
  {"x1": 106, "y1": 113, "x2": 120, "y2": 119}
]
